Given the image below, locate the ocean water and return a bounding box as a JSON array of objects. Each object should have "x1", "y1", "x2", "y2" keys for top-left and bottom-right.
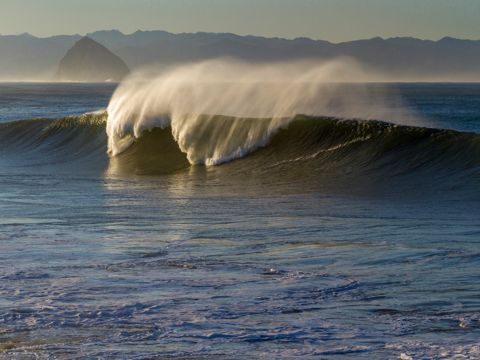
[{"x1": 0, "y1": 82, "x2": 479, "y2": 359}]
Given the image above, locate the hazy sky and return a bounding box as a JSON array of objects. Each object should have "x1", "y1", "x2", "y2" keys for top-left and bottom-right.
[{"x1": 1, "y1": 0, "x2": 479, "y2": 42}]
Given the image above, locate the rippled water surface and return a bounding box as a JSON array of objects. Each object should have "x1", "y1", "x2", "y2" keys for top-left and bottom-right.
[{"x1": 0, "y1": 83, "x2": 480, "y2": 359}]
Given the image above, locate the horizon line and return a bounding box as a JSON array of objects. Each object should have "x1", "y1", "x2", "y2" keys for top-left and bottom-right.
[{"x1": 1, "y1": 29, "x2": 479, "y2": 44}]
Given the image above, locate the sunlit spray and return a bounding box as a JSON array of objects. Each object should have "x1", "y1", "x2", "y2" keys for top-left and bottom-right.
[{"x1": 107, "y1": 59, "x2": 423, "y2": 165}]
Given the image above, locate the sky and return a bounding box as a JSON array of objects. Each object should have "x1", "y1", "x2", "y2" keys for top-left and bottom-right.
[{"x1": 1, "y1": 0, "x2": 479, "y2": 42}]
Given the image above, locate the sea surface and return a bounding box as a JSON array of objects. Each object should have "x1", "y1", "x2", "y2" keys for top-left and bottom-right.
[{"x1": 0, "y1": 82, "x2": 479, "y2": 359}]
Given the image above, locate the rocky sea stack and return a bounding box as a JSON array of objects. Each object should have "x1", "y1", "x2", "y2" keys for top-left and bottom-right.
[{"x1": 56, "y1": 37, "x2": 129, "y2": 82}]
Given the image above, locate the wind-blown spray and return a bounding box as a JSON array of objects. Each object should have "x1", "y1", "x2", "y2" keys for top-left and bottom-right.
[{"x1": 107, "y1": 59, "x2": 421, "y2": 165}]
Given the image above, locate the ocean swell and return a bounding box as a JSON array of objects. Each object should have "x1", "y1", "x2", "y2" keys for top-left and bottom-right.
[{"x1": 1, "y1": 113, "x2": 479, "y2": 185}]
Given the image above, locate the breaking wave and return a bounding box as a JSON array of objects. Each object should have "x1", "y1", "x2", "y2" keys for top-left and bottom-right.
[
  {"x1": 105, "y1": 59, "x2": 426, "y2": 165},
  {"x1": 1, "y1": 112, "x2": 479, "y2": 190},
  {"x1": 1, "y1": 58, "x2": 479, "y2": 195}
]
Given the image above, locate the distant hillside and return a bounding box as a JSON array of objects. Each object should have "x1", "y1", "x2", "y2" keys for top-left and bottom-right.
[
  {"x1": 1, "y1": 30, "x2": 480, "y2": 81},
  {"x1": 56, "y1": 37, "x2": 129, "y2": 82},
  {"x1": 0, "y1": 33, "x2": 81, "y2": 80}
]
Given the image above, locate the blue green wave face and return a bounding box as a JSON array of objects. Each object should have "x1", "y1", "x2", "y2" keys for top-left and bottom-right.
[
  {"x1": 1, "y1": 112, "x2": 479, "y2": 198},
  {"x1": 0, "y1": 113, "x2": 109, "y2": 173}
]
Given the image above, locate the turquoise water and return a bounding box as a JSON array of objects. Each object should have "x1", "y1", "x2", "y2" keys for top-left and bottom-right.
[{"x1": 0, "y1": 83, "x2": 479, "y2": 359}]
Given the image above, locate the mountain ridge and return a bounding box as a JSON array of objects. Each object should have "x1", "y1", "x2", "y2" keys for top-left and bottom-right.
[{"x1": 1, "y1": 30, "x2": 480, "y2": 81}]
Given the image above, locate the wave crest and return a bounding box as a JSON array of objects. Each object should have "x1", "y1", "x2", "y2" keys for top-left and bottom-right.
[{"x1": 106, "y1": 59, "x2": 424, "y2": 165}]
